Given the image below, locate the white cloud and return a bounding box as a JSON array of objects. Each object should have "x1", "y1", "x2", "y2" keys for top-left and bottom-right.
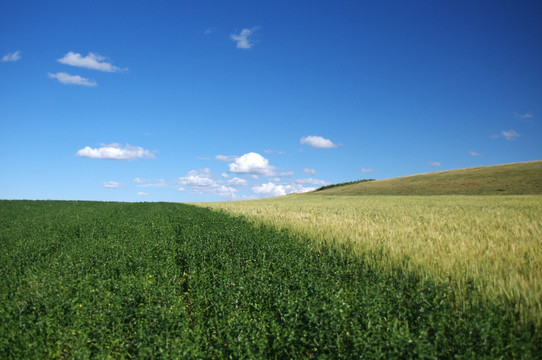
[
  {"x1": 1, "y1": 51, "x2": 21, "y2": 62},
  {"x1": 137, "y1": 192, "x2": 150, "y2": 196},
  {"x1": 252, "y1": 182, "x2": 316, "y2": 197},
  {"x1": 469, "y1": 150, "x2": 481, "y2": 157},
  {"x1": 221, "y1": 173, "x2": 230, "y2": 178},
  {"x1": 491, "y1": 130, "x2": 520, "y2": 140},
  {"x1": 48, "y1": 72, "x2": 97, "y2": 86},
  {"x1": 300, "y1": 135, "x2": 339, "y2": 148},
  {"x1": 215, "y1": 154, "x2": 239, "y2": 162},
  {"x1": 134, "y1": 178, "x2": 168, "y2": 187},
  {"x1": 230, "y1": 27, "x2": 258, "y2": 49},
  {"x1": 228, "y1": 152, "x2": 275, "y2": 176},
  {"x1": 178, "y1": 168, "x2": 214, "y2": 187},
  {"x1": 361, "y1": 168, "x2": 375, "y2": 173},
  {"x1": 427, "y1": 161, "x2": 442, "y2": 167},
  {"x1": 76, "y1": 143, "x2": 155, "y2": 160},
  {"x1": 177, "y1": 168, "x2": 239, "y2": 198},
  {"x1": 501, "y1": 130, "x2": 520, "y2": 141},
  {"x1": 303, "y1": 168, "x2": 316, "y2": 175},
  {"x1": 58, "y1": 52, "x2": 124, "y2": 72},
  {"x1": 514, "y1": 112, "x2": 533, "y2": 119},
  {"x1": 103, "y1": 181, "x2": 123, "y2": 188},
  {"x1": 227, "y1": 177, "x2": 248, "y2": 187},
  {"x1": 196, "y1": 156, "x2": 211, "y2": 160}
]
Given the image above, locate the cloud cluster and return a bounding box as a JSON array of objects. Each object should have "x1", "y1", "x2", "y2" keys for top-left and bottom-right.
[
  {"x1": 177, "y1": 168, "x2": 243, "y2": 198},
  {"x1": 252, "y1": 182, "x2": 316, "y2": 197},
  {"x1": 300, "y1": 135, "x2": 339, "y2": 148},
  {"x1": 174, "y1": 153, "x2": 324, "y2": 199},
  {"x1": 82, "y1": 135, "x2": 336, "y2": 198},
  {"x1": 50, "y1": 51, "x2": 125, "y2": 86},
  {"x1": 1, "y1": 51, "x2": 21, "y2": 62},
  {"x1": 76, "y1": 143, "x2": 155, "y2": 160}
]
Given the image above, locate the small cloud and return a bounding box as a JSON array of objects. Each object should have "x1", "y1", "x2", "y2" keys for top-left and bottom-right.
[
  {"x1": 361, "y1": 168, "x2": 375, "y2": 173},
  {"x1": 76, "y1": 143, "x2": 155, "y2": 160},
  {"x1": 215, "y1": 154, "x2": 239, "y2": 162},
  {"x1": 514, "y1": 112, "x2": 533, "y2": 120},
  {"x1": 58, "y1": 52, "x2": 125, "y2": 72},
  {"x1": 137, "y1": 192, "x2": 150, "y2": 196},
  {"x1": 103, "y1": 181, "x2": 123, "y2": 188},
  {"x1": 230, "y1": 27, "x2": 258, "y2": 49},
  {"x1": 134, "y1": 178, "x2": 168, "y2": 187},
  {"x1": 48, "y1": 72, "x2": 97, "y2": 86},
  {"x1": 204, "y1": 27, "x2": 215, "y2": 34},
  {"x1": 303, "y1": 168, "x2": 316, "y2": 175},
  {"x1": 501, "y1": 130, "x2": 520, "y2": 141},
  {"x1": 228, "y1": 152, "x2": 275, "y2": 176},
  {"x1": 469, "y1": 150, "x2": 482, "y2": 157},
  {"x1": 427, "y1": 161, "x2": 442, "y2": 167},
  {"x1": 264, "y1": 149, "x2": 286, "y2": 154},
  {"x1": 491, "y1": 130, "x2": 520, "y2": 140},
  {"x1": 1, "y1": 51, "x2": 21, "y2": 62},
  {"x1": 221, "y1": 173, "x2": 230, "y2": 178},
  {"x1": 226, "y1": 177, "x2": 248, "y2": 187},
  {"x1": 300, "y1": 135, "x2": 340, "y2": 149},
  {"x1": 196, "y1": 156, "x2": 211, "y2": 160}
]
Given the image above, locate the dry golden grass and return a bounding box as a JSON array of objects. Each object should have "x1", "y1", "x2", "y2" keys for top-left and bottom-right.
[{"x1": 200, "y1": 195, "x2": 542, "y2": 325}]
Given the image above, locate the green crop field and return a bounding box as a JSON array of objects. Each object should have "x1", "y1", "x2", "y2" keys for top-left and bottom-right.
[{"x1": 1, "y1": 200, "x2": 541, "y2": 358}]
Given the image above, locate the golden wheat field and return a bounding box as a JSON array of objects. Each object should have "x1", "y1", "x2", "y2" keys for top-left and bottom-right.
[{"x1": 200, "y1": 195, "x2": 542, "y2": 325}]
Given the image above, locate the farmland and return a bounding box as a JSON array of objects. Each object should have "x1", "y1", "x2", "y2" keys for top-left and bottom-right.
[
  {"x1": 202, "y1": 195, "x2": 542, "y2": 327},
  {"x1": 1, "y1": 200, "x2": 541, "y2": 358}
]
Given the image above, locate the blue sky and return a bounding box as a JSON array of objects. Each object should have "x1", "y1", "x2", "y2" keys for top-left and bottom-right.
[{"x1": 1, "y1": 0, "x2": 541, "y2": 202}]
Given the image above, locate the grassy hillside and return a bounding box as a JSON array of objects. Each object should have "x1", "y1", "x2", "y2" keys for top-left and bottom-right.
[{"x1": 311, "y1": 160, "x2": 542, "y2": 195}]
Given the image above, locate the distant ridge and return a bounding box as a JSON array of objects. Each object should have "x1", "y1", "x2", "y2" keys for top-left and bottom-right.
[{"x1": 310, "y1": 160, "x2": 542, "y2": 195}]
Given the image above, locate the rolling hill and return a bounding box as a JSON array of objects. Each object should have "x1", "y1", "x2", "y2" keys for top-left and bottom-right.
[{"x1": 311, "y1": 160, "x2": 542, "y2": 195}]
